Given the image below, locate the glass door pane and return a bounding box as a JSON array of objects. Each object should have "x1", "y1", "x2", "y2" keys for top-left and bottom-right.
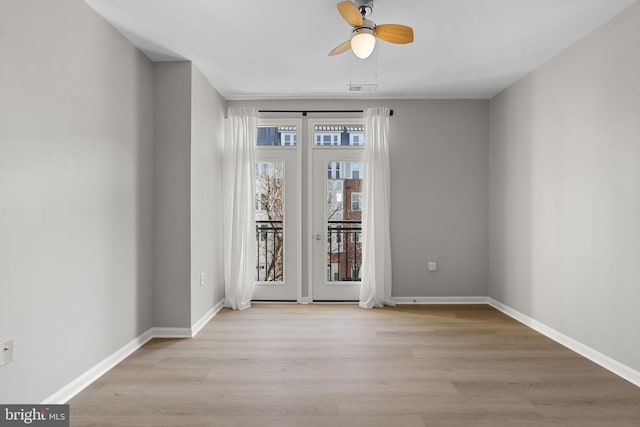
[
  {"x1": 255, "y1": 161, "x2": 284, "y2": 282},
  {"x1": 326, "y1": 161, "x2": 363, "y2": 283},
  {"x1": 313, "y1": 149, "x2": 364, "y2": 301}
]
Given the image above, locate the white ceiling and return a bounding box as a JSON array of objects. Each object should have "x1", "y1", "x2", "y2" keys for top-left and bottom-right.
[{"x1": 85, "y1": 0, "x2": 637, "y2": 100}]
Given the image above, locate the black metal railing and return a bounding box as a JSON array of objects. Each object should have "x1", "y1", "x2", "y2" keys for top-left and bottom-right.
[
  {"x1": 256, "y1": 220, "x2": 283, "y2": 282},
  {"x1": 327, "y1": 220, "x2": 362, "y2": 282},
  {"x1": 255, "y1": 219, "x2": 362, "y2": 282}
]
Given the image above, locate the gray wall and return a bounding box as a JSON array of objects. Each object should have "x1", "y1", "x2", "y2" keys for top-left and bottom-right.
[
  {"x1": 0, "y1": 0, "x2": 154, "y2": 403},
  {"x1": 0, "y1": 2, "x2": 226, "y2": 402},
  {"x1": 489, "y1": 2, "x2": 640, "y2": 372},
  {"x1": 153, "y1": 62, "x2": 227, "y2": 328},
  {"x1": 229, "y1": 100, "x2": 490, "y2": 298},
  {"x1": 190, "y1": 66, "x2": 226, "y2": 324},
  {"x1": 152, "y1": 62, "x2": 192, "y2": 328}
]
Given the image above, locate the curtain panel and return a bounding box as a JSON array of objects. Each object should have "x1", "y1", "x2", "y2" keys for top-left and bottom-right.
[
  {"x1": 223, "y1": 108, "x2": 257, "y2": 310},
  {"x1": 359, "y1": 107, "x2": 394, "y2": 308}
]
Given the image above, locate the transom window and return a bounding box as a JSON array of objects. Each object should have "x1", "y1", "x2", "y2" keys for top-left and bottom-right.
[
  {"x1": 314, "y1": 125, "x2": 365, "y2": 146},
  {"x1": 257, "y1": 126, "x2": 297, "y2": 147}
]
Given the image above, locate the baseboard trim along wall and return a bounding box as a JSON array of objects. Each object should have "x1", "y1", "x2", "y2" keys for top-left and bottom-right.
[
  {"x1": 150, "y1": 326, "x2": 192, "y2": 338},
  {"x1": 393, "y1": 296, "x2": 490, "y2": 304},
  {"x1": 191, "y1": 299, "x2": 225, "y2": 336},
  {"x1": 488, "y1": 298, "x2": 640, "y2": 388},
  {"x1": 43, "y1": 296, "x2": 640, "y2": 404},
  {"x1": 41, "y1": 329, "x2": 155, "y2": 404},
  {"x1": 42, "y1": 299, "x2": 226, "y2": 404}
]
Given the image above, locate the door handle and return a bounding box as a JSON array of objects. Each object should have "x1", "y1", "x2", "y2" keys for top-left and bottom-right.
[{"x1": 315, "y1": 234, "x2": 322, "y2": 241}]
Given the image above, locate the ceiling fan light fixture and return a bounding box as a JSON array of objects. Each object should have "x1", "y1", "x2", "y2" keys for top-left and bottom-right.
[
  {"x1": 351, "y1": 30, "x2": 376, "y2": 59},
  {"x1": 330, "y1": 1, "x2": 413, "y2": 59}
]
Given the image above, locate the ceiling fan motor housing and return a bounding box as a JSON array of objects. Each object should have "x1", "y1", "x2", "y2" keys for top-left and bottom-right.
[
  {"x1": 352, "y1": 18, "x2": 375, "y2": 36},
  {"x1": 354, "y1": 0, "x2": 374, "y2": 17}
]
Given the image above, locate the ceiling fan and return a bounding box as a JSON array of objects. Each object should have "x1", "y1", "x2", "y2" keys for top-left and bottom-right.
[{"x1": 329, "y1": 0, "x2": 414, "y2": 59}]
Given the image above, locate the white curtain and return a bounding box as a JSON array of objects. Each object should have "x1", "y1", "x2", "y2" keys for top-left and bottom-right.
[
  {"x1": 359, "y1": 107, "x2": 395, "y2": 308},
  {"x1": 223, "y1": 108, "x2": 257, "y2": 310}
]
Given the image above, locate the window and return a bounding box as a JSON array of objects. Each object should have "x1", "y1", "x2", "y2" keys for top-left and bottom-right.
[
  {"x1": 257, "y1": 126, "x2": 297, "y2": 146},
  {"x1": 351, "y1": 163, "x2": 362, "y2": 179},
  {"x1": 350, "y1": 133, "x2": 363, "y2": 146},
  {"x1": 328, "y1": 161, "x2": 348, "y2": 180},
  {"x1": 351, "y1": 192, "x2": 362, "y2": 212},
  {"x1": 282, "y1": 133, "x2": 296, "y2": 146},
  {"x1": 314, "y1": 125, "x2": 365, "y2": 146},
  {"x1": 254, "y1": 161, "x2": 285, "y2": 282}
]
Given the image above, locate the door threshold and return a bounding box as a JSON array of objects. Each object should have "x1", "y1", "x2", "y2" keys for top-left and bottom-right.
[
  {"x1": 251, "y1": 300, "x2": 298, "y2": 304},
  {"x1": 312, "y1": 300, "x2": 359, "y2": 304}
]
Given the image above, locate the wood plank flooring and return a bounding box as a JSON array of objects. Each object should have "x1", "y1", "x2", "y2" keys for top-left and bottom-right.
[{"x1": 69, "y1": 304, "x2": 640, "y2": 426}]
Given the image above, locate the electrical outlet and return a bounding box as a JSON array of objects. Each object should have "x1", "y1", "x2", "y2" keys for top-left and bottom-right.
[
  {"x1": 428, "y1": 261, "x2": 437, "y2": 272},
  {"x1": 1, "y1": 339, "x2": 13, "y2": 367},
  {"x1": 200, "y1": 272, "x2": 205, "y2": 286}
]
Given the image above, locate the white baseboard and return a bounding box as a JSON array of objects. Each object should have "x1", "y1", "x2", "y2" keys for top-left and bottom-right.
[
  {"x1": 45, "y1": 296, "x2": 639, "y2": 405},
  {"x1": 42, "y1": 300, "x2": 226, "y2": 404},
  {"x1": 394, "y1": 296, "x2": 490, "y2": 304},
  {"x1": 42, "y1": 329, "x2": 155, "y2": 404},
  {"x1": 488, "y1": 298, "x2": 640, "y2": 388},
  {"x1": 299, "y1": 296, "x2": 488, "y2": 305},
  {"x1": 150, "y1": 327, "x2": 192, "y2": 338},
  {"x1": 191, "y1": 299, "x2": 224, "y2": 337}
]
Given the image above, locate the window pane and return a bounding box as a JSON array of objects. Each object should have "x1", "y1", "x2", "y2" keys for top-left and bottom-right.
[
  {"x1": 255, "y1": 161, "x2": 284, "y2": 282},
  {"x1": 314, "y1": 125, "x2": 365, "y2": 146},
  {"x1": 351, "y1": 192, "x2": 362, "y2": 212},
  {"x1": 257, "y1": 126, "x2": 297, "y2": 147},
  {"x1": 326, "y1": 161, "x2": 363, "y2": 282}
]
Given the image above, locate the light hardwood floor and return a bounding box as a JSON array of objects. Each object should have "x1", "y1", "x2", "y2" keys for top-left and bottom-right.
[{"x1": 69, "y1": 304, "x2": 640, "y2": 426}]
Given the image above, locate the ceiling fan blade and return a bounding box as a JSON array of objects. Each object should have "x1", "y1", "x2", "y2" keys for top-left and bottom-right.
[
  {"x1": 329, "y1": 39, "x2": 352, "y2": 56},
  {"x1": 375, "y1": 24, "x2": 414, "y2": 44},
  {"x1": 337, "y1": 1, "x2": 363, "y2": 27}
]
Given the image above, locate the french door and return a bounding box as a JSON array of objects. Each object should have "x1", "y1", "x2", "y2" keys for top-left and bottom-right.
[
  {"x1": 252, "y1": 119, "x2": 301, "y2": 301},
  {"x1": 251, "y1": 117, "x2": 365, "y2": 302},
  {"x1": 310, "y1": 120, "x2": 365, "y2": 301}
]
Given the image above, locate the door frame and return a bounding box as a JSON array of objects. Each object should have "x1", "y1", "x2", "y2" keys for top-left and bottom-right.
[{"x1": 254, "y1": 118, "x2": 303, "y2": 302}]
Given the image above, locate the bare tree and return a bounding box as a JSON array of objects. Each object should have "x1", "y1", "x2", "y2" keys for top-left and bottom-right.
[
  {"x1": 256, "y1": 164, "x2": 284, "y2": 281},
  {"x1": 326, "y1": 180, "x2": 343, "y2": 221}
]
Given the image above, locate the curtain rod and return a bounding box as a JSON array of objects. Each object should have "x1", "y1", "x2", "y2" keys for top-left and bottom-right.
[{"x1": 258, "y1": 109, "x2": 394, "y2": 117}]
